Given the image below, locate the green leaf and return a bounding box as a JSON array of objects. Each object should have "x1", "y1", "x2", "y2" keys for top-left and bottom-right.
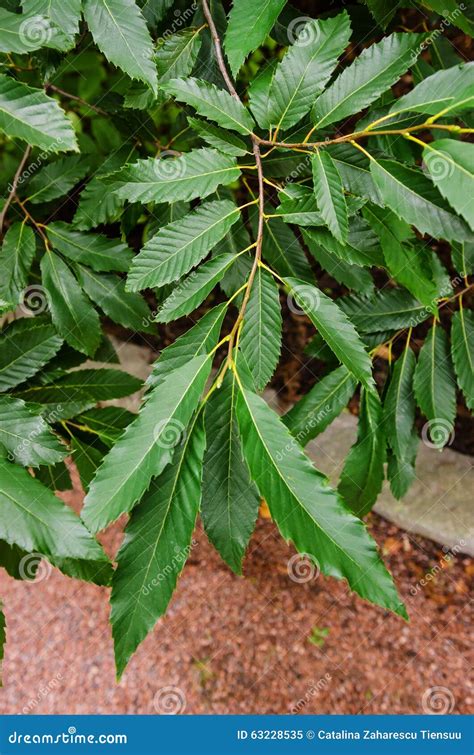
[
  {"x1": 389, "y1": 62, "x2": 474, "y2": 118},
  {"x1": 163, "y1": 77, "x2": 255, "y2": 135},
  {"x1": 156, "y1": 28, "x2": 202, "y2": 84},
  {"x1": 202, "y1": 371, "x2": 259, "y2": 574},
  {"x1": 0, "y1": 222, "x2": 35, "y2": 305},
  {"x1": 224, "y1": 0, "x2": 286, "y2": 76},
  {"x1": 111, "y1": 414, "x2": 205, "y2": 678},
  {"x1": 109, "y1": 148, "x2": 240, "y2": 204},
  {"x1": 312, "y1": 33, "x2": 424, "y2": 128},
  {"x1": 284, "y1": 278, "x2": 375, "y2": 391},
  {"x1": 0, "y1": 456, "x2": 110, "y2": 564},
  {"x1": 0, "y1": 540, "x2": 32, "y2": 580},
  {"x1": 78, "y1": 267, "x2": 153, "y2": 333},
  {"x1": 40, "y1": 251, "x2": 101, "y2": 357},
  {"x1": 21, "y1": 0, "x2": 82, "y2": 36},
  {"x1": 363, "y1": 0, "x2": 401, "y2": 29},
  {"x1": 424, "y1": 0, "x2": 474, "y2": 35},
  {"x1": 14, "y1": 368, "x2": 142, "y2": 420},
  {"x1": 188, "y1": 116, "x2": 248, "y2": 157},
  {"x1": 413, "y1": 323, "x2": 456, "y2": 435},
  {"x1": 383, "y1": 345, "x2": 416, "y2": 460},
  {"x1": 451, "y1": 241, "x2": 474, "y2": 278},
  {"x1": 83, "y1": 0, "x2": 157, "y2": 92},
  {"x1": 73, "y1": 407, "x2": 134, "y2": 447},
  {"x1": 25, "y1": 155, "x2": 89, "y2": 204},
  {"x1": 71, "y1": 436, "x2": 105, "y2": 493},
  {"x1": 306, "y1": 241, "x2": 375, "y2": 296},
  {"x1": 340, "y1": 288, "x2": 430, "y2": 332},
  {"x1": 155, "y1": 254, "x2": 237, "y2": 323},
  {"x1": 46, "y1": 222, "x2": 133, "y2": 273},
  {"x1": 248, "y1": 59, "x2": 276, "y2": 129},
  {"x1": 0, "y1": 323, "x2": 62, "y2": 392},
  {"x1": 330, "y1": 143, "x2": 383, "y2": 206},
  {"x1": 240, "y1": 268, "x2": 281, "y2": 391},
  {"x1": 266, "y1": 12, "x2": 351, "y2": 132},
  {"x1": 423, "y1": 139, "x2": 474, "y2": 231},
  {"x1": 0, "y1": 7, "x2": 54, "y2": 53},
  {"x1": 283, "y1": 366, "x2": 357, "y2": 446},
  {"x1": 147, "y1": 304, "x2": 226, "y2": 390},
  {"x1": 20, "y1": 0, "x2": 82, "y2": 49},
  {"x1": 338, "y1": 389, "x2": 386, "y2": 518},
  {"x1": 0, "y1": 395, "x2": 65, "y2": 467},
  {"x1": 311, "y1": 150, "x2": 348, "y2": 243},
  {"x1": 303, "y1": 223, "x2": 382, "y2": 268},
  {"x1": 82, "y1": 355, "x2": 211, "y2": 533},
  {"x1": 35, "y1": 460, "x2": 72, "y2": 491},
  {"x1": 236, "y1": 383, "x2": 406, "y2": 617},
  {"x1": 387, "y1": 430, "x2": 419, "y2": 500},
  {"x1": 127, "y1": 200, "x2": 240, "y2": 291},
  {"x1": 451, "y1": 307, "x2": 474, "y2": 411},
  {"x1": 0, "y1": 74, "x2": 77, "y2": 152},
  {"x1": 362, "y1": 203, "x2": 438, "y2": 307},
  {"x1": 73, "y1": 147, "x2": 135, "y2": 231},
  {"x1": 260, "y1": 214, "x2": 313, "y2": 282},
  {"x1": 370, "y1": 158, "x2": 473, "y2": 242}
]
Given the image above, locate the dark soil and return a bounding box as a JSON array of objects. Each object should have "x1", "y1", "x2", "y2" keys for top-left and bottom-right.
[{"x1": 0, "y1": 468, "x2": 472, "y2": 715}]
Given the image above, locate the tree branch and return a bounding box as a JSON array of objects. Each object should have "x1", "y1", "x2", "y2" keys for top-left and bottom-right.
[
  {"x1": 201, "y1": 0, "x2": 265, "y2": 364},
  {"x1": 0, "y1": 146, "x2": 31, "y2": 236}
]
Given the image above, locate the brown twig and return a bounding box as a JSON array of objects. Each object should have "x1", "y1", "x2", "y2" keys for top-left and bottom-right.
[
  {"x1": 45, "y1": 83, "x2": 108, "y2": 116},
  {"x1": 201, "y1": 0, "x2": 265, "y2": 363},
  {"x1": 0, "y1": 145, "x2": 31, "y2": 236},
  {"x1": 255, "y1": 123, "x2": 468, "y2": 153}
]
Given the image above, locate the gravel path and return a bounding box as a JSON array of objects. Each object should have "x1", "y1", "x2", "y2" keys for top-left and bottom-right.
[{"x1": 0, "y1": 474, "x2": 472, "y2": 716}]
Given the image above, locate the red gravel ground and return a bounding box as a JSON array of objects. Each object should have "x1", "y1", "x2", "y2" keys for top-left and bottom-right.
[{"x1": 0, "y1": 470, "x2": 472, "y2": 716}]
